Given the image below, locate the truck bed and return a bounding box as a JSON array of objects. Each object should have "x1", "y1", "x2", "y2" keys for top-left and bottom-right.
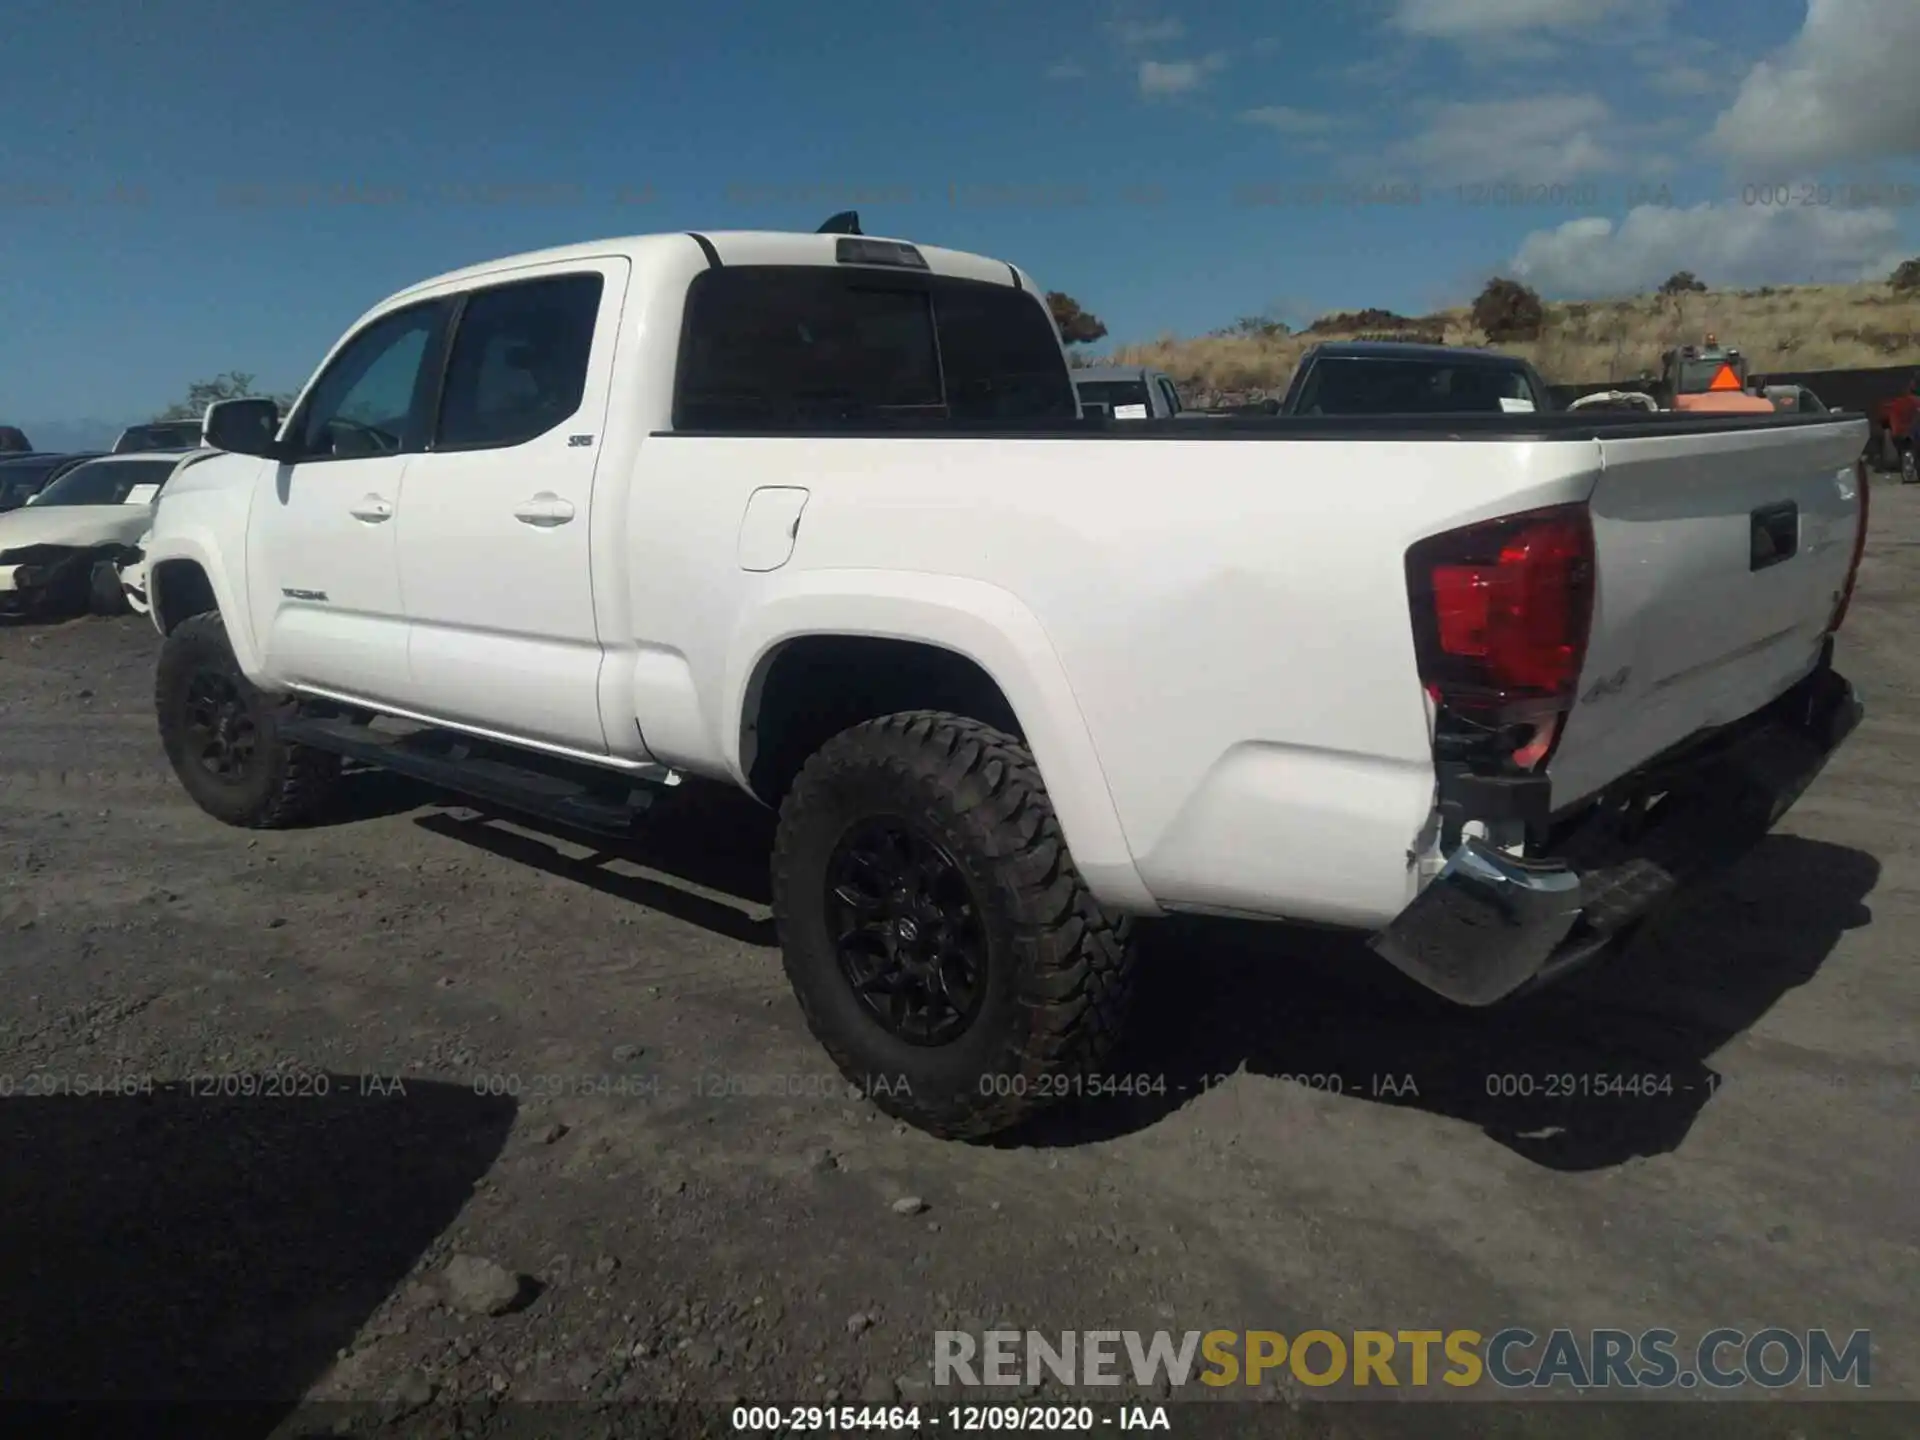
[{"x1": 659, "y1": 409, "x2": 1860, "y2": 441}]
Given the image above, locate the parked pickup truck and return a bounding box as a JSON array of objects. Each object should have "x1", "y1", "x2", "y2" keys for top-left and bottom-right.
[
  {"x1": 143, "y1": 223, "x2": 1869, "y2": 1139},
  {"x1": 1280, "y1": 340, "x2": 1557, "y2": 415},
  {"x1": 113, "y1": 420, "x2": 210, "y2": 454},
  {"x1": 1072, "y1": 365, "x2": 1187, "y2": 419}
]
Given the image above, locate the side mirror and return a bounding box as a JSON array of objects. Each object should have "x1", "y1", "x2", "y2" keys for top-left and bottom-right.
[{"x1": 203, "y1": 397, "x2": 283, "y2": 458}]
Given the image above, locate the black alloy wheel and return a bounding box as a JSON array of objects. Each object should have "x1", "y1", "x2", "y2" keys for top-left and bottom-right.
[
  {"x1": 824, "y1": 818, "x2": 988, "y2": 1045},
  {"x1": 155, "y1": 611, "x2": 340, "y2": 827},
  {"x1": 183, "y1": 667, "x2": 260, "y2": 783}
]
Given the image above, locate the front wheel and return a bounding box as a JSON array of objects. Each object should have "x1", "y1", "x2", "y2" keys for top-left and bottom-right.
[
  {"x1": 155, "y1": 611, "x2": 341, "y2": 827},
  {"x1": 770, "y1": 711, "x2": 1138, "y2": 1140}
]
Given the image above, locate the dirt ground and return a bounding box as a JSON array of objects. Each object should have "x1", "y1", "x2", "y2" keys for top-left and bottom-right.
[{"x1": 2, "y1": 486, "x2": 1917, "y2": 1440}]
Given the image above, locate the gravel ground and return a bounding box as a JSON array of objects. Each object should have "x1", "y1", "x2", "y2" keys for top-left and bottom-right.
[{"x1": 2, "y1": 486, "x2": 1917, "y2": 1440}]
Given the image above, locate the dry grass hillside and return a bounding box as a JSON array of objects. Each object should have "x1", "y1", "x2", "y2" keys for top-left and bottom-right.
[{"x1": 1101, "y1": 280, "x2": 1920, "y2": 404}]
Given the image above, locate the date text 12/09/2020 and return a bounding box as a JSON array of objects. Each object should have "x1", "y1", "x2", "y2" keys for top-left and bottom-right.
[{"x1": 729, "y1": 1405, "x2": 1171, "y2": 1432}]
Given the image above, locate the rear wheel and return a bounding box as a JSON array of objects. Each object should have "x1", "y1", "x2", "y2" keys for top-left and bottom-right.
[
  {"x1": 88, "y1": 559, "x2": 130, "y2": 616},
  {"x1": 770, "y1": 711, "x2": 1138, "y2": 1140},
  {"x1": 1901, "y1": 444, "x2": 1917, "y2": 486},
  {"x1": 155, "y1": 611, "x2": 340, "y2": 827}
]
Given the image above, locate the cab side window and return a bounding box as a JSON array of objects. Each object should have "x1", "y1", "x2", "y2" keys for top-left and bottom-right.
[
  {"x1": 434, "y1": 274, "x2": 604, "y2": 450},
  {"x1": 286, "y1": 301, "x2": 443, "y2": 461}
]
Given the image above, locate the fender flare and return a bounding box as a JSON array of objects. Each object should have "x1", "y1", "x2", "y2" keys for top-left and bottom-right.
[
  {"x1": 146, "y1": 532, "x2": 262, "y2": 677},
  {"x1": 724, "y1": 570, "x2": 1158, "y2": 913}
]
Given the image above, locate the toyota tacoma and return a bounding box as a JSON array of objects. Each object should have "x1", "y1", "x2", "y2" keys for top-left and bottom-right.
[{"x1": 140, "y1": 222, "x2": 1869, "y2": 1138}]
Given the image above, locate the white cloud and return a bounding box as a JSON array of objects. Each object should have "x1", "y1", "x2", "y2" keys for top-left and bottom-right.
[
  {"x1": 1046, "y1": 60, "x2": 1087, "y2": 80},
  {"x1": 1112, "y1": 17, "x2": 1184, "y2": 46},
  {"x1": 1137, "y1": 53, "x2": 1225, "y2": 97},
  {"x1": 1708, "y1": 0, "x2": 1920, "y2": 170},
  {"x1": 1240, "y1": 105, "x2": 1338, "y2": 136},
  {"x1": 1507, "y1": 199, "x2": 1906, "y2": 297},
  {"x1": 1387, "y1": 95, "x2": 1617, "y2": 185},
  {"x1": 1390, "y1": 0, "x2": 1641, "y2": 36}
]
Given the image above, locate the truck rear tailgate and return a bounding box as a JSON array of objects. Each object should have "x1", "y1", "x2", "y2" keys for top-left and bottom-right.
[{"x1": 1548, "y1": 418, "x2": 1867, "y2": 810}]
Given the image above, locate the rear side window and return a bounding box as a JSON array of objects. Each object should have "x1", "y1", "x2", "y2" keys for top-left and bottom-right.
[
  {"x1": 1076, "y1": 380, "x2": 1151, "y2": 412},
  {"x1": 673, "y1": 266, "x2": 1073, "y2": 430},
  {"x1": 436, "y1": 273, "x2": 604, "y2": 450},
  {"x1": 675, "y1": 269, "x2": 942, "y2": 429},
  {"x1": 931, "y1": 283, "x2": 1077, "y2": 422}
]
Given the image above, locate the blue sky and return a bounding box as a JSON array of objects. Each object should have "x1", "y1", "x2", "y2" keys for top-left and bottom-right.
[{"x1": 3, "y1": 0, "x2": 1917, "y2": 433}]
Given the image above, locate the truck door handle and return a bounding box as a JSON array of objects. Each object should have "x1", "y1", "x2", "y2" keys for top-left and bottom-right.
[
  {"x1": 349, "y1": 495, "x2": 393, "y2": 523},
  {"x1": 513, "y1": 493, "x2": 575, "y2": 527}
]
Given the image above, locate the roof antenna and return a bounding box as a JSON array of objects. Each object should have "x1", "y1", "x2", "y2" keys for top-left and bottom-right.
[{"x1": 817, "y1": 210, "x2": 862, "y2": 235}]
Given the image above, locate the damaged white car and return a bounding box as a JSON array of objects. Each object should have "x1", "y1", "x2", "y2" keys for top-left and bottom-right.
[
  {"x1": 119, "y1": 527, "x2": 154, "y2": 615},
  {"x1": 0, "y1": 450, "x2": 214, "y2": 618}
]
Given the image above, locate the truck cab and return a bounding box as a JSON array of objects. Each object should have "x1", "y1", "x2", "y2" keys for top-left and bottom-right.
[{"x1": 1072, "y1": 365, "x2": 1185, "y2": 419}]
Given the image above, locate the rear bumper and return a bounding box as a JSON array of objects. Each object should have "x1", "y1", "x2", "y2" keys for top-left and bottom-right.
[{"x1": 1370, "y1": 653, "x2": 1863, "y2": 1006}]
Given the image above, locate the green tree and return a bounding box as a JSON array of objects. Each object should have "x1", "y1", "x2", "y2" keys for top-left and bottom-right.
[
  {"x1": 1046, "y1": 292, "x2": 1109, "y2": 346},
  {"x1": 154, "y1": 371, "x2": 296, "y2": 421},
  {"x1": 1891, "y1": 257, "x2": 1920, "y2": 293},
  {"x1": 1659, "y1": 270, "x2": 1708, "y2": 295}
]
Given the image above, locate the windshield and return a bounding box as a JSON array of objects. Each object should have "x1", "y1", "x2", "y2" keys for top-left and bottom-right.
[
  {"x1": 1294, "y1": 357, "x2": 1539, "y2": 415},
  {"x1": 1075, "y1": 380, "x2": 1151, "y2": 413},
  {"x1": 0, "y1": 458, "x2": 72, "y2": 510},
  {"x1": 32, "y1": 458, "x2": 176, "y2": 507}
]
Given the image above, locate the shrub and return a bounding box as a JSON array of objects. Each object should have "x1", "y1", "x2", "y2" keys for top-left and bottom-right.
[
  {"x1": 1471, "y1": 278, "x2": 1546, "y2": 342},
  {"x1": 1214, "y1": 314, "x2": 1291, "y2": 340},
  {"x1": 1307, "y1": 307, "x2": 1420, "y2": 335},
  {"x1": 1892, "y1": 258, "x2": 1920, "y2": 293}
]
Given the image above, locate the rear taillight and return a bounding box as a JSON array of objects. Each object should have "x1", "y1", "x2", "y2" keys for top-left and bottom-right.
[
  {"x1": 1407, "y1": 503, "x2": 1595, "y2": 733},
  {"x1": 1827, "y1": 460, "x2": 1869, "y2": 634}
]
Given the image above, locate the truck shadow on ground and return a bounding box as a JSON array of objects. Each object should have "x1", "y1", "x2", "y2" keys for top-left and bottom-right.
[
  {"x1": 407, "y1": 779, "x2": 780, "y2": 947},
  {"x1": 1019, "y1": 833, "x2": 1880, "y2": 1170},
  {"x1": 0, "y1": 1078, "x2": 515, "y2": 1436},
  {"x1": 368, "y1": 780, "x2": 1878, "y2": 1173}
]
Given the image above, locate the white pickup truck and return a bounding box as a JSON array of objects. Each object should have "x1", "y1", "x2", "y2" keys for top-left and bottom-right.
[{"x1": 143, "y1": 222, "x2": 1869, "y2": 1139}]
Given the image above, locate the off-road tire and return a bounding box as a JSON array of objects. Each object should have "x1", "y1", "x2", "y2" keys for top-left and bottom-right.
[
  {"x1": 770, "y1": 711, "x2": 1138, "y2": 1140},
  {"x1": 88, "y1": 559, "x2": 130, "y2": 616},
  {"x1": 155, "y1": 611, "x2": 341, "y2": 828}
]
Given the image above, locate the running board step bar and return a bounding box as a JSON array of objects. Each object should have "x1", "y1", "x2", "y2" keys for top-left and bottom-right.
[{"x1": 278, "y1": 715, "x2": 671, "y2": 837}]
